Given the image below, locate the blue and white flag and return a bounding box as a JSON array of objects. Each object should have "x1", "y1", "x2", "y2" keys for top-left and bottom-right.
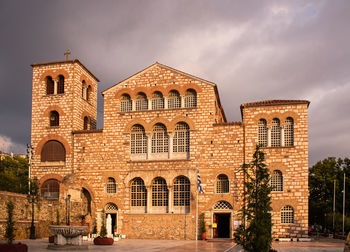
[{"x1": 197, "y1": 166, "x2": 204, "y2": 194}]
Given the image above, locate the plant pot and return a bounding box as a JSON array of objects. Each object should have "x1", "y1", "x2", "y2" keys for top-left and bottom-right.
[
  {"x1": 49, "y1": 235, "x2": 55, "y2": 243},
  {"x1": 93, "y1": 237, "x2": 114, "y2": 245},
  {"x1": 0, "y1": 243, "x2": 28, "y2": 252},
  {"x1": 201, "y1": 232, "x2": 207, "y2": 240}
]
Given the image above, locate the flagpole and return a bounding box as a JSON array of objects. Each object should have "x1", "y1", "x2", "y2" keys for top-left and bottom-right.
[{"x1": 196, "y1": 163, "x2": 199, "y2": 241}]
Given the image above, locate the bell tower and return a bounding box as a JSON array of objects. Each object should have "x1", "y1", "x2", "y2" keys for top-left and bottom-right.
[{"x1": 30, "y1": 52, "x2": 99, "y2": 183}]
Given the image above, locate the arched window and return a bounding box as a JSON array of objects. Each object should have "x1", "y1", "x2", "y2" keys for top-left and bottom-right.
[
  {"x1": 284, "y1": 117, "x2": 294, "y2": 147},
  {"x1": 135, "y1": 92, "x2": 148, "y2": 111},
  {"x1": 41, "y1": 140, "x2": 66, "y2": 162},
  {"x1": 168, "y1": 90, "x2": 181, "y2": 109},
  {"x1": 271, "y1": 170, "x2": 283, "y2": 192},
  {"x1": 271, "y1": 118, "x2": 281, "y2": 147},
  {"x1": 107, "y1": 177, "x2": 116, "y2": 194},
  {"x1": 281, "y1": 206, "x2": 294, "y2": 224},
  {"x1": 151, "y1": 124, "x2": 168, "y2": 153},
  {"x1": 131, "y1": 125, "x2": 147, "y2": 154},
  {"x1": 105, "y1": 203, "x2": 118, "y2": 213},
  {"x1": 184, "y1": 89, "x2": 197, "y2": 108},
  {"x1": 151, "y1": 92, "x2": 164, "y2": 110},
  {"x1": 41, "y1": 179, "x2": 59, "y2": 200},
  {"x1": 152, "y1": 177, "x2": 168, "y2": 207},
  {"x1": 130, "y1": 178, "x2": 147, "y2": 210},
  {"x1": 86, "y1": 85, "x2": 92, "y2": 102},
  {"x1": 120, "y1": 94, "x2": 132, "y2": 112},
  {"x1": 81, "y1": 80, "x2": 87, "y2": 99},
  {"x1": 173, "y1": 176, "x2": 190, "y2": 209},
  {"x1": 50, "y1": 111, "x2": 59, "y2": 127},
  {"x1": 216, "y1": 174, "x2": 229, "y2": 193},
  {"x1": 46, "y1": 76, "x2": 54, "y2": 95},
  {"x1": 83, "y1": 116, "x2": 89, "y2": 130},
  {"x1": 258, "y1": 119, "x2": 267, "y2": 147},
  {"x1": 57, "y1": 75, "x2": 64, "y2": 94},
  {"x1": 173, "y1": 122, "x2": 190, "y2": 153}
]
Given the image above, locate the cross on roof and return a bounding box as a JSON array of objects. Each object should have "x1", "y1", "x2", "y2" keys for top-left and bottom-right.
[{"x1": 64, "y1": 49, "x2": 71, "y2": 61}]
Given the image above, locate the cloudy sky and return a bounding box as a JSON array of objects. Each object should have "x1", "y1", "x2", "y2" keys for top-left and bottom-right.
[{"x1": 0, "y1": 0, "x2": 349, "y2": 165}]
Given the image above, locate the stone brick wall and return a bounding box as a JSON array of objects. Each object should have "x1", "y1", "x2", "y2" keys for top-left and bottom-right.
[{"x1": 29, "y1": 60, "x2": 309, "y2": 240}]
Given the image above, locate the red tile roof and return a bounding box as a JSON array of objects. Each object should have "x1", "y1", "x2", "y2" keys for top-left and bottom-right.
[{"x1": 240, "y1": 99, "x2": 310, "y2": 109}]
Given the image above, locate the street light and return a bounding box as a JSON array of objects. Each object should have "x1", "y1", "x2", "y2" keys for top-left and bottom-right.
[{"x1": 66, "y1": 194, "x2": 71, "y2": 225}]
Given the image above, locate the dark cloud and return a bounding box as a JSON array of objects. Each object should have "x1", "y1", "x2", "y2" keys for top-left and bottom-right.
[{"x1": 0, "y1": 0, "x2": 349, "y2": 165}]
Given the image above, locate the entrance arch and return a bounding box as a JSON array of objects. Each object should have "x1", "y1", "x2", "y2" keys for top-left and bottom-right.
[
  {"x1": 105, "y1": 203, "x2": 118, "y2": 237},
  {"x1": 211, "y1": 201, "x2": 233, "y2": 239}
]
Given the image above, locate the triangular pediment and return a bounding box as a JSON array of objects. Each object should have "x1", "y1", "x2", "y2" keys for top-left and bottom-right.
[{"x1": 101, "y1": 62, "x2": 216, "y2": 95}]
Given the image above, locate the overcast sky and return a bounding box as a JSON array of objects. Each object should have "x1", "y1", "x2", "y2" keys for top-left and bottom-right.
[{"x1": 0, "y1": 0, "x2": 349, "y2": 166}]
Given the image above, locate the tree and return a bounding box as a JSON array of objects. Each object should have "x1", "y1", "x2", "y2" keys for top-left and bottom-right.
[
  {"x1": 5, "y1": 201, "x2": 15, "y2": 244},
  {"x1": 309, "y1": 157, "x2": 350, "y2": 232},
  {"x1": 0, "y1": 155, "x2": 28, "y2": 193},
  {"x1": 234, "y1": 146, "x2": 272, "y2": 252},
  {"x1": 99, "y1": 210, "x2": 107, "y2": 238}
]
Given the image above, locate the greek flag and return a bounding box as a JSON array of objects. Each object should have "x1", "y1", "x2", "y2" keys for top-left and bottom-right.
[{"x1": 197, "y1": 166, "x2": 204, "y2": 194}]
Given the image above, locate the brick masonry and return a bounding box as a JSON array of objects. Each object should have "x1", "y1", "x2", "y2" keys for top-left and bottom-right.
[{"x1": 27, "y1": 59, "x2": 309, "y2": 240}]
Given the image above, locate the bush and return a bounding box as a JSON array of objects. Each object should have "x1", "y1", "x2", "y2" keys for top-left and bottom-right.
[
  {"x1": 99, "y1": 210, "x2": 107, "y2": 238},
  {"x1": 5, "y1": 201, "x2": 15, "y2": 244}
]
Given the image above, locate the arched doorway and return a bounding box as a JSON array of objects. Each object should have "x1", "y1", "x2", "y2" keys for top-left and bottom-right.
[
  {"x1": 212, "y1": 201, "x2": 233, "y2": 238},
  {"x1": 105, "y1": 203, "x2": 118, "y2": 236},
  {"x1": 82, "y1": 188, "x2": 92, "y2": 215}
]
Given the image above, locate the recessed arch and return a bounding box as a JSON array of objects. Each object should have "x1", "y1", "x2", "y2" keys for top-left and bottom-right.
[
  {"x1": 115, "y1": 88, "x2": 134, "y2": 99},
  {"x1": 169, "y1": 116, "x2": 195, "y2": 131},
  {"x1": 43, "y1": 106, "x2": 66, "y2": 117},
  {"x1": 35, "y1": 135, "x2": 71, "y2": 157}
]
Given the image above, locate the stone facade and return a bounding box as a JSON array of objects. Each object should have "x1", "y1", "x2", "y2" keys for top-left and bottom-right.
[{"x1": 29, "y1": 59, "x2": 309, "y2": 239}]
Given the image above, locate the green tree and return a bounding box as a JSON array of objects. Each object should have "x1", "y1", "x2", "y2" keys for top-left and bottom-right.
[
  {"x1": 309, "y1": 157, "x2": 350, "y2": 232},
  {"x1": 99, "y1": 210, "x2": 107, "y2": 238},
  {"x1": 234, "y1": 146, "x2": 272, "y2": 252},
  {"x1": 0, "y1": 155, "x2": 29, "y2": 193},
  {"x1": 5, "y1": 201, "x2": 15, "y2": 244}
]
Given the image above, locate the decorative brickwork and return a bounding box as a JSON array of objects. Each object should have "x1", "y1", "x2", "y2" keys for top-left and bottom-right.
[{"x1": 29, "y1": 59, "x2": 309, "y2": 240}]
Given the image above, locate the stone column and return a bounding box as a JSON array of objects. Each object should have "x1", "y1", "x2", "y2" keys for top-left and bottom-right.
[
  {"x1": 54, "y1": 80, "x2": 58, "y2": 95},
  {"x1": 281, "y1": 126, "x2": 285, "y2": 147},
  {"x1": 146, "y1": 132, "x2": 152, "y2": 160},
  {"x1": 164, "y1": 97, "x2": 168, "y2": 109},
  {"x1": 168, "y1": 185, "x2": 173, "y2": 213},
  {"x1": 267, "y1": 126, "x2": 271, "y2": 147},
  {"x1": 147, "y1": 185, "x2": 152, "y2": 213},
  {"x1": 132, "y1": 100, "x2": 135, "y2": 111},
  {"x1": 168, "y1": 131, "x2": 174, "y2": 159},
  {"x1": 148, "y1": 99, "x2": 152, "y2": 110}
]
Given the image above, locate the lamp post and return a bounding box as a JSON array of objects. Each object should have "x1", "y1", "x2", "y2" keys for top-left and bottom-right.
[
  {"x1": 66, "y1": 194, "x2": 71, "y2": 225},
  {"x1": 26, "y1": 144, "x2": 37, "y2": 240}
]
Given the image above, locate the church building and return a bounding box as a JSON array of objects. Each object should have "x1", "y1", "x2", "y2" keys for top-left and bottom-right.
[{"x1": 30, "y1": 57, "x2": 309, "y2": 239}]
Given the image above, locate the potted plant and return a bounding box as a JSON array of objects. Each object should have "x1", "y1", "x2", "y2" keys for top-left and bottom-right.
[
  {"x1": 91, "y1": 219, "x2": 97, "y2": 238},
  {"x1": 0, "y1": 201, "x2": 28, "y2": 252},
  {"x1": 113, "y1": 225, "x2": 117, "y2": 235},
  {"x1": 79, "y1": 214, "x2": 86, "y2": 226},
  {"x1": 93, "y1": 210, "x2": 114, "y2": 245},
  {"x1": 200, "y1": 213, "x2": 207, "y2": 240}
]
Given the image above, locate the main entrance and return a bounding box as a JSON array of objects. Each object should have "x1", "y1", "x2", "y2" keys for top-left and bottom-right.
[
  {"x1": 213, "y1": 213, "x2": 231, "y2": 238},
  {"x1": 211, "y1": 201, "x2": 233, "y2": 239},
  {"x1": 105, "y1": 203, "x2": 118, "y2": 236}
]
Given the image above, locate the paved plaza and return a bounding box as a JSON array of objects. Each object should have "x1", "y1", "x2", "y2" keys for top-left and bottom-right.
[{"x1": 11, "y1": 238, "x2": 345, "y2": 252}]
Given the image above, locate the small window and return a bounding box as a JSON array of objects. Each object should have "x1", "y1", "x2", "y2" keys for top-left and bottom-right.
[
  {"x1": 86, "y1": 85, "x2": 92, "y2": 102},
  {"x1": 216, "y1": 174, "x2": 229, "y2": 193},
  {"x1": 57, "y1": 75, "x2": 64, "y2": 94},
  {"x1": 50, "y1": 111, "x2": 59, "y2": 127},
  {"x1": 130, "y1": 178, "x2": 147, "y2": 207},
  {"x1": 83, "y1": 116, "x2": 89, "y2": 130},
  {"x1": 41, "y1": 140, "x2": 66, "y2": 162},
  {"x1": 271, "y1": 118, "x2": 281, "y2": 147},
  {"x1": 281, "y1": 206, "x2": 294, "y2": 224},
  {"x1": 120, "y1": 94, "x2": 132, "y2": 112},
  {"x1": 151, "y1": 92, "x2": 164, "y2": 110},
  {"x1": 173, "y1": 123, "x2": 189, "y2": 153},
  {"x1": 107, "y1": 177, "x2": 116, "y2": 194},
  {"x1": 46, "y1": 76, "x2": 54, "y2": 95},
  {"x1": 135, "y1": 93, "x2": 148, "y2": 111},
  {"x1": 173, "y1": 176, "x2": 190, "y2": 208},
  {"x1": 151, "y1": 124, "x2": 168, "y2": 153},
  {"x1": 284, "y1": 117, "x2": 294, "y2": 147},
  {"x1": 184, "y1": 89, "x2": 197, "y2": 108},
  {"x1": 258, "y1": 119, "x2": 267, "y2": 147},
  {"x1": 152, "y1": 177, "x2": 168, "y2": 207},
  {"x1": 271, "y1": 170, "x2": 283, "y2": 192},
  {"x1": 168, "y1": 90, "x2": 181, "y2": 109},
  {"x1": 131, "y1": 125, "x2": 147, "y2": 154},
  {"x1": 82, "y1": 80, "x2": 86, "y2": 98},
  {"x1": 41, "y1": 179, "x2": 59, "y2": 200}
]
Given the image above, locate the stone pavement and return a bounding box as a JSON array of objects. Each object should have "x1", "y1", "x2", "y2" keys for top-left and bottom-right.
[{"x1": 12, "y1": 237, "x2": 345, "y2": 252}]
